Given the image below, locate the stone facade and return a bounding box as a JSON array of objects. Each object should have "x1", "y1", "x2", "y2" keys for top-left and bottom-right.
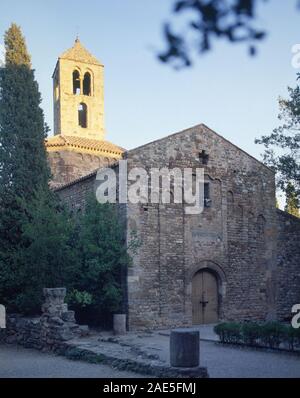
[
  {"x1": 124, "y1": 124, "x2": 277, "y2": 329},
  {"x1": 54, "y1": 123, "x2": 300, "y2": 331}
]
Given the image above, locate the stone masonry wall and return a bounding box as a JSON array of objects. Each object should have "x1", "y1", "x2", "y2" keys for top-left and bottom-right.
[
  {"x1": 2, "y1": 288, "x2": 88, "y2": 350},
  {"x1": 124, "y1": 124, "x2": 277, "y2": 330},
  {"x1": 276, "y1": 210, "x2": 300, "y2": 321},
  {"x1": 48, "y1": 150, "x2": 116, "y2": 188},
  {"x1": 54, "y1": 56, "x2": 105, "y2": 140},
  {"x1": 54, "y1": 171, "x2": 96, "y2": 211}
]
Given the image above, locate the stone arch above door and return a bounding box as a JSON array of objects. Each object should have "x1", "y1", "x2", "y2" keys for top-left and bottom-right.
[
  {"x1": 187, "y1": 260, "x2": 227, "y2": 325},
  {"x1": 188, "y1": 260, "x2": 227, "y2": 288}
]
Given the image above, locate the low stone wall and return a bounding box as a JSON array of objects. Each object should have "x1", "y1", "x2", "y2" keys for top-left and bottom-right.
[
  {"x1": 60, "y1": 344, "x2": 209, "y2": 378},
  {"x1": 1, "y1": 288, "x2": 88, "y2": 351}
]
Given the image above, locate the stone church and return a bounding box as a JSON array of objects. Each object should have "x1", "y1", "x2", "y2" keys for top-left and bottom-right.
[{"x1": 46, "y1": 40, "x2": 300, "y2": 331}]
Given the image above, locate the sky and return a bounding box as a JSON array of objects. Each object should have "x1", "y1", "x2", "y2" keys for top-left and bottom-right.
[{"x1": 0, "y1": 0, "x2": 299, "y2": 203}]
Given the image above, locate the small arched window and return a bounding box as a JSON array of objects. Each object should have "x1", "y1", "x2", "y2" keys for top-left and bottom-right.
[
  {"x1": 83, "y1": 72, "x2": 91, "y2": 96},
  {"x1": 73, "y1": 70, "x2": 81, "y2": 95},
  {"x1": 78, "y1": 103, "x2": 87, "y2": 128}
]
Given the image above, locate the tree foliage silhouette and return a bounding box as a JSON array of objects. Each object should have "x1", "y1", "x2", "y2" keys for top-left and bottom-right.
[
  {"x1": 256, "y1": 75, "x2": 300, "y2": 208},
  {"x1": 158, "y1": 0, "x2": 300, "y2": 68}
]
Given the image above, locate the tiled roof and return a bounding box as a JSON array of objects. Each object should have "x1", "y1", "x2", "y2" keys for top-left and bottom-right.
[
  {"x1": 45, "y1": 134, "x2": 124, "y2": 157},
  {"x1": 59, "y1": 38, "x2": 103, "y2": 66}
]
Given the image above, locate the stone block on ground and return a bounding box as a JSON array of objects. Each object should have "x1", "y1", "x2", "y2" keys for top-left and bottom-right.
[
  {"x1": 170, "y1": 328, "x2": 199, "y2": 368},
  {"x1": 113, "y1": 314, "x2": 127, "y2": 335}
]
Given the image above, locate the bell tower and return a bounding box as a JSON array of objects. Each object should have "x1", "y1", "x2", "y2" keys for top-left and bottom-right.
[
  {"x1": 46, "y1": 39, "x2": 123, "y2": 188},
  {"x1": 52, "y1": 38, "x2": 105, "y2": 140}
]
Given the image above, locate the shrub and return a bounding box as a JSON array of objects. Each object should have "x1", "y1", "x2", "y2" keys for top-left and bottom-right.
[
  {"x1": 214, "y1": 322, "x2": 241, "y2": 344},
  {"x1": 241, "y1": 322, "x2": 261, "y2": 346},
  {"x1": 284, "y1": 325, "x2": 300, "y2": 351},
  {"x1": 260, "y1": 322, "x2": 286, "y2": 349},
  {"x1": 67, "y1": 289, "x2": 93, "y2": 308},
  {"x1": 215, "y1": 320, "x2": 300, "y2": 351},
  {"x1": 214, "y1": 323, "x2": 226, "y2": 343}
]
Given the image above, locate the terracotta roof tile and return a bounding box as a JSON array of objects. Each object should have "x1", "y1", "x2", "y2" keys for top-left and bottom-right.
[{"x1": 45, "y1": 134, "x2": 124, "y2": 157}]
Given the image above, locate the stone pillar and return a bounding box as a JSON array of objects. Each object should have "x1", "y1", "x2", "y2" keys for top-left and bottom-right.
[
  {"x1": 170, "y1": 328, "x2": 199, "y2": 368},
  {"x1": 113, "y1": 314, "x2": 126, "y2": 335},
  {"x1": 42, "y1": 288, "x2": 68, "y2": 317},
  {"x1": 41, "y1": 288, "x2": 87, "y2": 346}
]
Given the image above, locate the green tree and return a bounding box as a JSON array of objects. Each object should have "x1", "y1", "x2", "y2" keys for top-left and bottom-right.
[
  {"x1": 0, "y1": 23, "x2": 50, "y2": 201},
  {"x1": 0, "y1": 23, "x2": 52, "y2": 311},
  {"x1": 256, "y1": 77, "x2": 300, "y2": 210},
  {"x1": 4, "y1": 23, "x2": 31, "y2": 67},
  {"x1": 0, "y1": 23, "x2": 51, "y2": 241},
  {"x1": 285, "y1": 182, "x2": 300, "y2": 217},
  {"x1": 67, "y1": 196, "x2": 132, "y2": 326},
  {"x1": 10, "y1": 190, "x2": 79, "y2": 314},
  {"x1": 159, "y1": 1, "x2": 299, "y2": 68}
]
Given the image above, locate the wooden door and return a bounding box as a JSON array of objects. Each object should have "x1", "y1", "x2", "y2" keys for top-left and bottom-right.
[{"x1": 192, "y1": 270, "x2": 218, "y2": 324}]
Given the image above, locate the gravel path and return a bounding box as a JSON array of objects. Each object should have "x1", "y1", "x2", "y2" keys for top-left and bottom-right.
[
  {"x1": 0, "y1": 344, "x2": 143, "y2": 378},
  {"x1": 1, "y1": 339, "x2": 300, "y2": 378},
  {"x1": 201, "y1": 340, "x2": 300, "y2": 378},
  {"x1": 96, "y1": 330, "x2": 300, "y2": 378}
]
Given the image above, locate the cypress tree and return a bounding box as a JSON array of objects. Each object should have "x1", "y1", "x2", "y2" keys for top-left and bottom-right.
[
  {"x1": 0, "y1": 23, "x2": 52, "y2": 311},
  {"x1": 0, "y1": 23, "x2": 50, "y2": 201},
  {"x1": 4, "y1": 23, "x2": 31, "y2": 67}
]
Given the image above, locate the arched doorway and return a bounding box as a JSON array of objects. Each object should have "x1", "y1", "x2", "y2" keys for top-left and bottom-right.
[{"x1": 192, "y1": 270, "x2": 218, "y2": 324}]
